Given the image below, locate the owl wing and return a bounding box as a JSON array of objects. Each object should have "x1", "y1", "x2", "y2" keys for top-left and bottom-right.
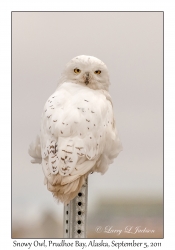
[{"x1": 40, "y1": 82, "x2": 122, "y2": 203}]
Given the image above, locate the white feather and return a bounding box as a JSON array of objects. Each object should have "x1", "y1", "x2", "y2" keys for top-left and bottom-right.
[{"x1": 28, "y1": 135, "x2": 42, "y2": 164}]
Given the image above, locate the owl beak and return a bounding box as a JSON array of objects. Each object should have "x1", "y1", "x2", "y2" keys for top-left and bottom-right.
[{"x1": 84, "y1": 72, "x2": 90, "y2": 85}]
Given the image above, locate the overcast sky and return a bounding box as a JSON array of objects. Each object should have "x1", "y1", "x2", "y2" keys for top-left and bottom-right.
[{"x1": 12, "y1": 12, "x2": 163, "y2": 225}]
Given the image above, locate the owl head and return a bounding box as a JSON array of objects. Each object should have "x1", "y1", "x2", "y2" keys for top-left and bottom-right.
[{"x1": 59, "y1": 55, "x2": 110, "y2": 90}]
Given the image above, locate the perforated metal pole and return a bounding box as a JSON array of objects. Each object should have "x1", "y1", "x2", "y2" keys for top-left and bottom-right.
[{"x1": 63, "y1": 178, "x2": 88, "y2": 238}]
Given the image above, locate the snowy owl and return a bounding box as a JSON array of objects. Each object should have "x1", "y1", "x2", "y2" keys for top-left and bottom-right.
[{"x1": 29, "y1": 55, "x2": 122, "y2": 204}]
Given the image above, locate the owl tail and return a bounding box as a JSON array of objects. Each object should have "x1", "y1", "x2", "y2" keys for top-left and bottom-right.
[
  {"x1": 45, "y1": 159, "x2": 96, "y2": 204},
  {"x1": 51, "y1": 174, "x2": 87, "y2": 204},
  {"x1": 28, "y1": 135, "x2": 42, "y2": 164}
]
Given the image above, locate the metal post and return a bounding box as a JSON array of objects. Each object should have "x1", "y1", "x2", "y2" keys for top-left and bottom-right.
[{"x1": 63, "y1": 178, "x2": 88, "y2": 238}]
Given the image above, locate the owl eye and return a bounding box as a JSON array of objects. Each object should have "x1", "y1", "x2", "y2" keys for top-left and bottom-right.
[
  {"x1": 74, "y1": 68, "x2": 81, "y2": 74},
  {"x1": 94, "y1": 70, "x2": 101, "y2": 75}
]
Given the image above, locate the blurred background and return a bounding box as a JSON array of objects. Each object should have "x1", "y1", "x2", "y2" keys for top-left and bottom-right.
[{"x1": 12, "y1": 12, "x2": 163, "y2": 238}]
